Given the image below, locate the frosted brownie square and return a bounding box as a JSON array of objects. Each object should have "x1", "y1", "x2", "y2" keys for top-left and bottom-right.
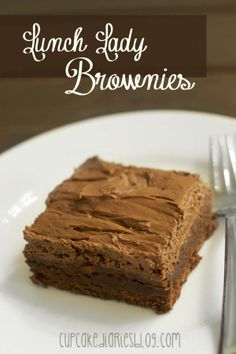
[{"x1": 24, "y1": 157, "x2": 216, "y2": 313}]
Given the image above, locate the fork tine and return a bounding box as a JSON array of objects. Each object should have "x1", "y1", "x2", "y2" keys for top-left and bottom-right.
[
  {"x1": 219, "y1": 135, "x2": 232, "y2": 192},
  {"x1": 210, "y1": 135, "x2": 236, "y2": 193},
  {"x1": 209, "y1": 136, "x2": 222, "y2": 192},
  {"x1": 226, "y1": 135, "x2": 236, "y2": 184}
]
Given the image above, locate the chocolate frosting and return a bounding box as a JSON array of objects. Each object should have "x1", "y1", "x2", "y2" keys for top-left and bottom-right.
[{"x1": 24, "y1": 157, "x2": 212, "y2": 272}]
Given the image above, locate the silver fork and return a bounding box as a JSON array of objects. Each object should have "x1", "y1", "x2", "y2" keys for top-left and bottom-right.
[{"x1": 210, "y1": 135, "x2": 236, "y2": 354}]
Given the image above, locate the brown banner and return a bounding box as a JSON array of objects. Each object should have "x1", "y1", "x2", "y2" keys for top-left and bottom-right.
[{"x1": 0, "y1": 15, "x2": 206, "y2": 77}]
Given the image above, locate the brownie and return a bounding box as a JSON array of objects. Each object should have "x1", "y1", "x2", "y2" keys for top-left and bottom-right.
[{"x1": 23, "y1": 157, "x2": 217, "y2": 313}]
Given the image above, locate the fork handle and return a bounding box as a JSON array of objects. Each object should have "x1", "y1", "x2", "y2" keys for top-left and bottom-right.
[{"x1": 219, "y1": 215, "x2": 236, "y2": 354}]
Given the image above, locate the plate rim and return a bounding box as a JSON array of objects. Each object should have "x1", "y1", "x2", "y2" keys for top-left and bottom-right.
[{"x1": 1, "y1": 109, "x2": 236, "y2": 162}]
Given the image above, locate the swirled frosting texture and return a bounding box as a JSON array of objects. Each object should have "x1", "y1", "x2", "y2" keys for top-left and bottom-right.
[{"x1": 25, "y1": 157, "x2": 212, "y2": 270}]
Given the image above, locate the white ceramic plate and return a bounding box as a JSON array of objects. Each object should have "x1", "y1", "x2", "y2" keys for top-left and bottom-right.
[{"x1": 0, "y1": 110, "x2": 235, "y2": 354}]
